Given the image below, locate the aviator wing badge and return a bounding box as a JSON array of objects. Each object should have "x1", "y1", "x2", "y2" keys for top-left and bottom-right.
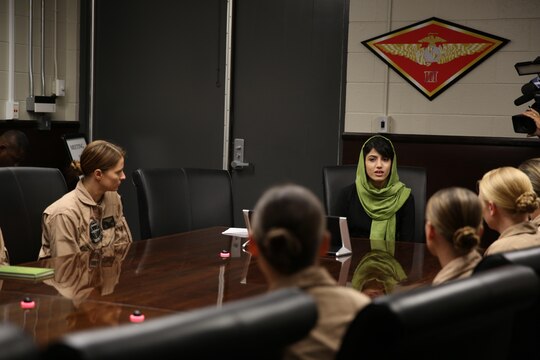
[{"x1": 362, "y1": 17, "x2": 509, "y2": 100}]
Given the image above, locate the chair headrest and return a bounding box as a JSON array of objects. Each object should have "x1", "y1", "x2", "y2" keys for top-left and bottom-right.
[
  {"x1": 45, "y1": 287, "x2": 318, "y2": 360},
  {"x1": 476, "y1": 246, "x2": 540, "y2": 275}
]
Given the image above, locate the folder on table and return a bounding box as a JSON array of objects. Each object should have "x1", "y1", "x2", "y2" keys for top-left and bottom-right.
[{"x1": 0, "y1": 265, "x2": 54, "y2": 281}]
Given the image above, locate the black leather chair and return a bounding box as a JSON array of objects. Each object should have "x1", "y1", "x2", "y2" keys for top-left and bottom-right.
[
  {"x1": 0, "y1": 167, "x2": 68, "y2": 264},
  {"x1": 132, "y1": 168, "x2": 190, "y2": 239},
  {"x1": 474, "y1": 246, "x2": 540, "y2": 359},
  {"x1": 43, "y1": 287, "x2": 317, "y2": 360},
  {"x1": 0, "y1": 323, "x2": 39, "y2": 360},
  {"x1": 474, "y1": 246, "x2": 540, "y2": 273},
  {"x1": 322, "y1": 164, "x2": 426, "y2": 242},
  {"x1": 337, "y1": 265, "x2": 539, "y2": 360},
  {"x1": 182, "y1": 168, "x2": 233, "y2": 231},
  {"x1": 133, "y1": 168, "x2": 233, "y2": 239}
]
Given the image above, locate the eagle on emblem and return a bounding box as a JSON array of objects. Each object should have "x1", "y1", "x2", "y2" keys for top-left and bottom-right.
[{"x1": 375, "y1": 33, "x2": 490, "y2": 66}]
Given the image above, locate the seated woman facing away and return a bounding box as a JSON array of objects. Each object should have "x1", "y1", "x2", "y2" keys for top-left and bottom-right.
[
  {"x1": 425, "y1": 187, "x2": 483, "y2": 285},
  {"x1": 478, "y1": 166, "x2": 540, "y2": 256},
  {"x1": 250, "y1": 184, "x2": 370, "y2": 360},
  {"x1": 519, "y1": 158, "x2": 540, "y2": 227},
  {"x1": 338, "y1": 135, "x2": 414, "y2": 249},
  {"x1": 39, "y1": 140, "x2": 132, "y2": 259}
]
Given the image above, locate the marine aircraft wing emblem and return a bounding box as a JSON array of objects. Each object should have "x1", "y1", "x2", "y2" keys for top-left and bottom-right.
[
  {"x1": 362, "y1": 17, "x2": 509, "y2": 100},
  {"x1": 376, "y1": 34, "x2": 491, "y2": 67}
]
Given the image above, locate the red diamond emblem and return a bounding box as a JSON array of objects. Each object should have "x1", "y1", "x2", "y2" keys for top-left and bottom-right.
[{"x1": 362, "y1": 17, "x2": 509, "y2": 100}]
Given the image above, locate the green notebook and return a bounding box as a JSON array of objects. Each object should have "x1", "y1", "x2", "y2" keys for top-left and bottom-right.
[{"x1": 0, "y1": 265, "x2": 54, "y2": 280}]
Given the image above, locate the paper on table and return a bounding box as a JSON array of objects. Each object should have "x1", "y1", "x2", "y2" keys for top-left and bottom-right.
[{"x1": 222, "y1": 228, "x2": 249, "y2": 238}]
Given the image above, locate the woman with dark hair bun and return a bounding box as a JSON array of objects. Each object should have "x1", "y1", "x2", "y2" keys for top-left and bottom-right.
[
  {"x1": 337, "y1": 135, "x2": 415, "y2": 250},
  {"x1": 425, "y1": 187, "x2": 483, "y2": 285},
  {"x1": 39, "y1": 140, "x2": 132, "y2": 259},
  {"x1": 250, "y1": 184, "x2": 370, "y2": 360}
]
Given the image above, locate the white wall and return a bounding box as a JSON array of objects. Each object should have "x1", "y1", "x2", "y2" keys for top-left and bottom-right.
[
  {"x1": 0, "y1": 0, "x2": 79, "y2": 121},
  {"x1": 346, "y1": 0, "x2": 540, "y2": 138}
]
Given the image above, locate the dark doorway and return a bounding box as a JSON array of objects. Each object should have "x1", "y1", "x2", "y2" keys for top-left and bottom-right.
[{"x1": 230, "y1": 0, "x2": 348, "y2": 223}]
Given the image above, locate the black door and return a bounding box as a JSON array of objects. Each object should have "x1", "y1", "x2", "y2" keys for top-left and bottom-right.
[
  {"x1": 92, "y1": 0, "x2": 227, "y2": 239},
  {"x1": 230, "y1": 0, "x2": 348, "y2": 223}
]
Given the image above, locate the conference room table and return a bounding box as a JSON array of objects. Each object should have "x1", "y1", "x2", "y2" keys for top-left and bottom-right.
[{"x1": 0, "y1": 227, "x2": 440, "y2": 347}]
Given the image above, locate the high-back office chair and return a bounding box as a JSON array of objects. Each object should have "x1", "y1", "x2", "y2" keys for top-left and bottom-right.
[
  {"x1": 182, "y1": 168, "x2": 233, "y2": 230},
  {"x1": 43, "y1": 287, "x2": 318, "y2": 360},
  {"x1": 133, "y1": 168, "x2": 234, "y2": 239},
  {"x1": 474, "y1": 246, "x2": 540, "y2": 359},
  {"x1": 337, "y1": 265, "x2": 539, "y2": 360},
  {"x1": 0, "y1": 167, "x2": 68, "y2": 264},
  {"x1": 132, "y1": 168, "x2": 190, "y2": 239},
  {"x1": 0, "y1": 323, "x2": 39, "y2": 360},
  {"x1": 322, "y1": 165, "x2": 427, "y2": 242},
  {"x1": 474, "y1": 246, "x2": 540, "y2": 273}
]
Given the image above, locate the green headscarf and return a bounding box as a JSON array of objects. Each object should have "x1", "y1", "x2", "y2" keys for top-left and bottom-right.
[{"x1": 356, "y1": 135, "x2": 411, "y2": 252}]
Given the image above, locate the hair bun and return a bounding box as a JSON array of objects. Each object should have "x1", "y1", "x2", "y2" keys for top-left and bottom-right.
[
  {"x1": 70, "y1": 160, "x2": 83, "y2": 176},
  {"x1": 259, "y1": 227, "x2": 304, "y2": 275},
  {"x1": 516, "y1": 191, "x2": 539, "y2": 213},
  {"x1": 452, "y1": 226, "x2": 480, "y2": 252},
  {"x1": 263, "y1": 228, "x2": 302, "y2": 257}
]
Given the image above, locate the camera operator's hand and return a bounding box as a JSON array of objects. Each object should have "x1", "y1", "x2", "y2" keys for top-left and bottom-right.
[{"x1": 524, "y1": 108, "x2": 540, "y2": 137}]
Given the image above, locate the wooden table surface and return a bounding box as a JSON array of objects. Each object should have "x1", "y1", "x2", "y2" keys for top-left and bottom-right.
[{"x1": 0, "y1": 227, "x2": 440, "y2": 346}]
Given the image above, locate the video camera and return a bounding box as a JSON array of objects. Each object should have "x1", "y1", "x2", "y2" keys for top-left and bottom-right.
[{"x1": 512, "y1": 56, "x2": 540, "y2": 134}]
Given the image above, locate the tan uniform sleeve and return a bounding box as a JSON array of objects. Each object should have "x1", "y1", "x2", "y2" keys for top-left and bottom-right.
[
  {"x1": 41, "y1": 213, "x2": 81, "y2": 259},
  {"x1": 119, "y1": 216, "x2": 133, "y2": 243},
  {"x1": 115, "y1": 194, "x2": 132, "y2": 244}
]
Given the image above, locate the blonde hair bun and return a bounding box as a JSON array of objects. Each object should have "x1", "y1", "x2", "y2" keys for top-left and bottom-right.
[{"x1": 515, "y1": 191, "x2": 539, "y2": 213}]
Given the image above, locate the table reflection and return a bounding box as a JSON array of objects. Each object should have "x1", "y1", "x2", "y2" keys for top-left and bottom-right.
[
  {"x1": 352, "y1": 250, "x2": 407, "y2": 299},
  {"x1": 40, "y1": 243, "x2": 130, "y2": 306},
  {"x1": 0, "y1": 227, "x2": 439, "y2": 346}
]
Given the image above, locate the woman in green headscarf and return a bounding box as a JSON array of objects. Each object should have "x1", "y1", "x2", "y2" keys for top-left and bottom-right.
[{"x1": 340, "y1": 135, "x2": 414, "y2": 251}]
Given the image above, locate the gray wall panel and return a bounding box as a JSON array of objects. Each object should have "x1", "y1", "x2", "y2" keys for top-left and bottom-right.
[{"x1": 93, "y1": 0, "x2": 226, "y2": 239}]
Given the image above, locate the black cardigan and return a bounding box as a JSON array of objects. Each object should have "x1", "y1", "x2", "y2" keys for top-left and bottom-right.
[{"x1": 335, "y1": 184, "x2": 415, "y2": 241}]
